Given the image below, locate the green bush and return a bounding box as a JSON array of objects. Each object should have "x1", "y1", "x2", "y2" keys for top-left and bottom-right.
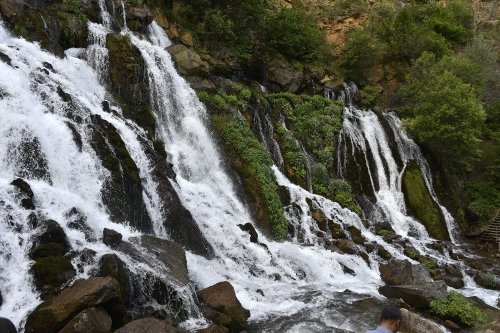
[
  {"x1": 430, "y1": 291, "x2": 487, "y2": 327},
  {"x1": 263, "y1": 7, "x2": 330, "y2": 63}
]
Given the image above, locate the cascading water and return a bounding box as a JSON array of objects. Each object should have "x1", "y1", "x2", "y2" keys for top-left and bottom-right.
[{"x1": 0, "y1": 1, "x2": 498, "y2": 330}]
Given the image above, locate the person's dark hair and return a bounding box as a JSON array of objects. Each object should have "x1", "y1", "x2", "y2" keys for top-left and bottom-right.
[{"x1": 380, "y1": 304, "x2": 402, "y2": 322}]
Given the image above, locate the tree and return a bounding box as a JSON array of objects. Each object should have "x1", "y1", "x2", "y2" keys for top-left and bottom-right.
[{"x1": 400, "y1": 53, "x2": 486, "y2": 171}]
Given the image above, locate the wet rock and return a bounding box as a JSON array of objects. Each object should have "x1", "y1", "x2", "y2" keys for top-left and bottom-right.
[
  {"x1": 341, "y1": 263, "x2": 356, "y2": 276},
  {"x1": 25, "y1": 277, "x2": 121, "y2": 333},
  {"x1": 0, "y1": 318, "x2": 16, "y2": 333},
  {"x1": 238, "y1": 223, "x2": 258, "y2": 243},
  {"x1": 114, "y1": 318, "x2": 176, "y2": 333},
  {"x1": 66, "y1": 208, "x2": 95, "y2": 242},
  {"x1": 103, "y1": 228, "x2": 123, "y2": 249},
  {"x1": 11, "y1": 178, "x2": 35, "y2": 209},
  {"x1": 277, "y1": 185, "x2": 291, "y2": 206},
  {"x1": 379, "y1": 281, "x2": 448, "y2": 309},
  {"x1": 377, "y1": 246, "x2": 393, "y2": 260},
  {"x1": 379, "y1": 259, "x2": 433, "y2": 286},
  {"x1": 37, "y1": 219, "x2": 71, "y2": 252},
  {"x1": 197, "y1": 325, "x2": 229, "y2": 333},
  {"x1": 27, "y1": 212, "x2": 38, "y2": 229},
  {"x1": 30, "y1": 243, "x2": 66, "y2": 259},
  {"x1": 311, "y1": 207, "x2": 327, "y2": 231},
  {"x1": 328, "y1": 221, "x2": 347, "y2": 239},
  {"x1": 185, "y1": 76, "x2": 216, "y2": 92},
  {"x1": 0, "y1": 290, "x2": 2, "y2": 307},
  {"x1": 0, "y1": 51, "x2": 12, "y2": 66},
  {"x1": 442, "y1": 264, "x2": 464, "y2": 289},
  {"x1": 167, "y1": 44, "x2": 206, "y2": 76},
  {"x1": 336, "y1": 239, "x2": 356, "y2": 254},
  {"x1": 474, "y1": 272, "x2": 500, "y2": 290},
  {"x1": 125, "y1": 6, "x2": 154, "y2": 33},
  {"x1": 348, "y1": 226, "x2": 364, "y2": 244},
  {"x1": 58, "y1": 307, "x2": 112, "y2": 333},
  {"x1": 403, "y1": 245, "x2": 420, "y2": 260},
  {"x1": 134, "y1": 235, "x2": 190, "y2": 286},
  {"x1": 198, "y1": 281, "x2": 250, "y2": 331},
  {"x1": 30, "y1": 256, "x2": 76, "y2": 298},
  {"x1": 98, "y1": 254, "x2": 131, "y2": 306},
  {"x1": 400, "y1": 308, "x2": 444, "y2": 333}
]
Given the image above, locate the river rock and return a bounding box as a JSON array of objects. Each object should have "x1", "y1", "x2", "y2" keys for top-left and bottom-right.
[
  {"x1": 115, "y1": 318, "x2": 177, "y2": 333},
  {"x1": 238, "y1": 223, "x2": 258, "y2": 243},
  {"x1": 336, "y1": 239, "x2": 356, "y2": 254},
  {"x1": 400, "y1": 308, "x2": 444, "y2": 333},
  {"x1": 11, "y1": 178, "x2": 35, "y2": 209},
  {"x1": 442, "y1": 264, "x2": 464, "y2": 289},
  {"x1": 348, "y1": 226, "x2": 364, "y2": 244},
  {"x1": 379, "y1": 259, "x2": 433, "y2": 285},
  {"x1": 58, "y1": 307, "x2": 112, "y2": 333},
  {"x1": 198, "y1": 281, "x2": 250, "y2": 331},
  {"x1": 25, "y1": 277, "x2": 121, "y2": 333},
  {"x1": 328, "y1": 221, "x2": 347, "y2": 239},
  {"x1": 266, "y1": 64, "x2": 302, "y2": 93},
  {"x1": 37, "y1": 219, "x2": 71, "y2": 252},
  {"x1": 103, "y1": 228, "x2": 123, "y2": 249},
  {"x1": 474, "y1": 272, "x2": 500, "y2": 291},
  {"x1": 167, "y1": 44, "x2": 206, "y2": 76},
  {"x1": 379, "y1": 281, "x2": 448, "y2": 309},
  {"x1": 98, "y1": 254, "x2": 132, "y2": 305}
]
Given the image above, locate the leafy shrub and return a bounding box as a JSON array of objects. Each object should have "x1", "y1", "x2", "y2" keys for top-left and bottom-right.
[
  {"x1": 430, "y1": 291, "x2": 487, "y2": 327},
  {"x1": 263, "y1": 7, "x2": 330, "y2": 62}
]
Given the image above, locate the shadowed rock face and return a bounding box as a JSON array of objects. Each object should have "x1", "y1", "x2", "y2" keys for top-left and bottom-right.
[{"x1": 58, "y1": 307, "x2": 112, "y2": 333}]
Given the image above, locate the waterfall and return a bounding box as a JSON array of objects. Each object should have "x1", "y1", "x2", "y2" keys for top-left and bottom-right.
[
  {"x1": 0, "y1": 4, "x2": 498, "y2": 330},
  {"x1": 253, "y1": 109, "x2": 285, "y2": 169}
]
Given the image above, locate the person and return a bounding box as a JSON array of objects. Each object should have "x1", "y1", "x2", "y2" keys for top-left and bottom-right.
[
  {"x1": 0, "y1": 317, "x2": 17, "y2": 333},
  {"x1": 365, "y1": 304, "x2": 402, "y2": 333}
]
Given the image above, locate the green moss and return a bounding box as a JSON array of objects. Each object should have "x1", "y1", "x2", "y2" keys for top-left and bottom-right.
[
  {"x1": 430, "y1": 291, "x2": 487, "y2": 327},
  {"x1": 275, "y1": 125, "x2": 307, "y2": 188},
  {"x1": 402, "y1": 162, "x2": 449, "y2": 240},
  {"x1": 377, "y1": 229, "x2": 393, "y2": 238},
  {"x1": 211, "y1": 114, "x2": 288, "y2": 239},
  {"x1": 425, "y1": 259, "x2": 438, "y2": 270}
]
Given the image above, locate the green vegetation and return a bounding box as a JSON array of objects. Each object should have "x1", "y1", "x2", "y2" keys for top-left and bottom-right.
[
  {"x1": 402, "y1": 162, "x2": 449, "y2": 240},
  {"x1": 211, "y1": 114, "x2": 289, "y2": 239},
  {"x1": 377, "y1": 229, "x2": 393, "y2": 238},
  {"x1": 400, "y1": 52, "x2": 486, "y2": 171},
  {"x1": 171, "y1": 0, "x2": 330, "y2": 63},
  {"x1": 430, "y1": 291, "x2": 487, "y2": 327}
]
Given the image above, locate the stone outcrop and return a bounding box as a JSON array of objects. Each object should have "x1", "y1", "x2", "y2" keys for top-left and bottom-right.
[
  {"x1": 400, "y1": 308, "x2": 444, "y2": 333},
  {"x1": 379, "y1": 259, "x2": 447, "y2": 309},
  {"x1": 167, "y1": 44, "x2": 207, "y2": 76},
  {"x1": 25, "y1": 277, "x2": 121, "y2": 333},
  {"x1": 198, "y1": 282, "x2": 250, "y2": 332},
  {"x1": 103, "y1": 228, "x2": 123, "y2": 249}
]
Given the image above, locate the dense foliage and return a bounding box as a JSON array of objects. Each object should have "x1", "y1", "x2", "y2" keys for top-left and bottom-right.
[
  {"x1": 171, "y1": 0, "x2": 330, "y2": 63},
  {"x1": 430, "y1": 291, "x2": 487, "y2": 327}
]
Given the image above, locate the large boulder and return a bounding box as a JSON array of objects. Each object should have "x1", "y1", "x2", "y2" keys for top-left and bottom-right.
[
  {"x1": 400, "y1": 308, "x2": 444, "y2": 333},
  {"x1": 379, "y1": 259, "x2": 447, "y2": 309},
  {"x1": 379, "y1": 282, "x2": 448, "y2": 309},
  {"x1": 379, "y1": 259, "x2": 433, "y2": 286},
  {"x1": 167, "y1": 44, "x2": 207, "y2": 76},
  {"x1": 58, "y1": 307, "x2": 112, "y2": 333},
  {"x1": 197, "y1": 325, "x2": 229, "y2": 333},
  {"x1": 266, "y1": 64, "x2": 303, "y2": 93},
  {"x1": 114, "y1": 318, "x2": 176, "y2": 333},
  {"x1": 198, "y1": 282, "x2": 250, "y2": 332},
  {"x1": 102, "y1": 228, "x2": 123, "y2": 249},
  {"x1": 336, "y1": 239, "x2": 356, "y2": 254},
  {"x1": 98, "y1": 254, "x2": 132, "y2": 305},
  {"x1": 24, "y1": 277, "x2": 121, "y2": 333},
  {"x1": 474, "y1": 272, "x2": 500, "y2": 291}
]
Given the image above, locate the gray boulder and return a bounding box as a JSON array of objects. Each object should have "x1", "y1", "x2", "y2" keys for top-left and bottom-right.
[
  {"x1": 115, "y1": 318, "x2": 177, "y2": 333},
  {"x1": 400, "y1": 308, "x2": 444, "y2": 333},
  {"x1": 58, "y1": 307, "x2": 112, "y2": 333}
]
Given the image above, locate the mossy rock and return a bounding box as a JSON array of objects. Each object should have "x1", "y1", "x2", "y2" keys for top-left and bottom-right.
[
  {"x1": 402, "y1": 162, "x2": 450, "y2": 240},
  {"x1": 99, "y1": 254, "x2": 132, "y2": 306},
  {"x1": 89, "y1": 115, "x2": 152, "y2": 232},
  {"x1": 106, "y1": 33, "x2": 155, "y2": 136},
  {"x1": 31, "y1": 256, "x2": 76, "y2": 296},
  {"x1": 30, "y1": 243, "x2": 66, "y2": 260},
  {"x1": 38, "y1": 220, "x2": 71, "y2": 253}
]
